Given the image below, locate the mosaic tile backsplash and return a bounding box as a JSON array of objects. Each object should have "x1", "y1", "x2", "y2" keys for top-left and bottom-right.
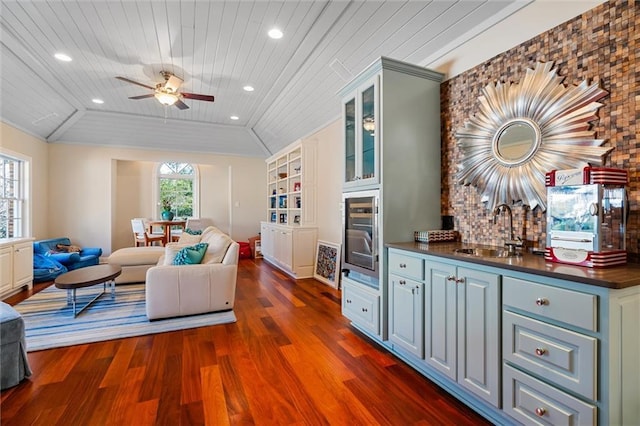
[{"x1": 440, "y1": 0, "x2": 639, "y2": 262}]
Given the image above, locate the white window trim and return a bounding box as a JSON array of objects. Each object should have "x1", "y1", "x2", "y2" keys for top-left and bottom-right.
[
  {"x1": 0, "y1": 147, "x2": 31, "y2": 238},
  {"x1": 152, "y1": 162, "x2": 200, "y2": 218}
]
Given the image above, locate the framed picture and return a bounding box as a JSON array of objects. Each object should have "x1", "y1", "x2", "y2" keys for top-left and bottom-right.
[{"x1": 314, "y1": 240, "x2": 341, "y2": 289}]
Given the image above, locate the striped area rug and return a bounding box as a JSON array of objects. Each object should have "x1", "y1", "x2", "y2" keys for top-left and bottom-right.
[{"x1": 14, "y1": 283, "x2": 236, "y2": 352}]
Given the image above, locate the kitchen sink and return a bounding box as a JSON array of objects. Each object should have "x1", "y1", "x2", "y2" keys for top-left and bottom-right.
[{"x1": 453, "y1": 247, "x2": 521, "y2": 258}]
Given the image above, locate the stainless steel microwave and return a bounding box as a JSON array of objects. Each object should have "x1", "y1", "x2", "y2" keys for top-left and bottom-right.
[{"x1": 342, "y1": 190, "x2": 379, "y2": 279}]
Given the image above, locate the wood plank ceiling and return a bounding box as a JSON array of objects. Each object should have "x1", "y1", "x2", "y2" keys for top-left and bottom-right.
[{"x1": 0, "y1": 0, "x2": 530, "y2": 158}]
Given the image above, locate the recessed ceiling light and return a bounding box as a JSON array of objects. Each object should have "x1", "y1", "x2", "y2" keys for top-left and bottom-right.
[
  {"x1": 92, "y1": 98, "x2": 104, "y2": 104},
  {"x1": 243, "y1": 85, "x2": 254, "y2": 92},
  {"x1": 230, "y1": 115, "x2": 239, "y2": 120},
  {"x1": 268, "y1": 28, "x2": 283, "y2": 39},
  {"x1": 54, "y1": 53, "x2": 72, "y2": 62}
]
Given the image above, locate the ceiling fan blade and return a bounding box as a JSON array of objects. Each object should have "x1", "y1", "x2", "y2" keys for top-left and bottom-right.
[
  {"x1": 129, "y1": 94, "x2": 155, "y2": 100},
  {"x1": 174, "y1": 99, "x2": 189, "y2": 110},
  {"x1": 182, "y1": 92, "x2": 215, "y2": 102},
  {"x1": 116, "y1": 76, "x2": 155, "y2": 90}
]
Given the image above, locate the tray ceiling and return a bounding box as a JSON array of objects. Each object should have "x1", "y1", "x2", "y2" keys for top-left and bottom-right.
[{"x1": 1, "y1": 0, "x2": 533, "y2": 158}]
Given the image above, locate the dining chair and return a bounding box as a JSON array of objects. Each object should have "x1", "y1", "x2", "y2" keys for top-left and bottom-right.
[
  {"x1": 141, "y1": 218, "x2": 164, "y2": 236},
  {"x1": 185, "y1": 218, "x2": 214, "y2": 231},
  {"x1": 131, "y1": 218, "x2": 164, "y2": 247}
]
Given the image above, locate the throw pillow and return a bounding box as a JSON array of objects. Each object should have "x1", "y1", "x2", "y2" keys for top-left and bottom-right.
[
  {"x1": 163, "y1": 243, "x2": 189, "y2": 265},
  {"x1": 56, "y1": 244, "x2": 82, "y2": 253},
  {"x1": 201, "y1": 232, "x2": 233, "y2": 264},
  {"x1": 184, "y1": 228, "x2": 202, "y2": 235},
  {"x1": 178, "y1": 232, "x2": 202, "y2": 244},
  {"x1": 172, "y1": 243, "x2": 209, "y2": 265}
]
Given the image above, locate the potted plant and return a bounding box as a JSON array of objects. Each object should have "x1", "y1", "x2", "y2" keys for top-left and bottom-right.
[{"x1": 161, "y1": 196, "x2": 175, "y2": 221}]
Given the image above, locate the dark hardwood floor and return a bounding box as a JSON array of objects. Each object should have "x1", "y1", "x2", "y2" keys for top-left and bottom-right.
[{"x1": 1, "y1": 259, "x2": 491, "y2": 425}]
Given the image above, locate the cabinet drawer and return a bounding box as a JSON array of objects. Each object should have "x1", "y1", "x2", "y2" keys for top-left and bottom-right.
[
  {"x1": 388, "y1": 250, "x2": 424, "y2": 281},
  {"x1": 504, "y1": 364, "x2": 596, "y2": 426},
  {"x1": 342, "y1": 279, "x2": 380, "y2": 335},
  {"x1": 504, "y1": 311, "x2": 597, "y2": 399},
  {"x1": 503, "y1": 277, "x2": 597, "y2": 331}
]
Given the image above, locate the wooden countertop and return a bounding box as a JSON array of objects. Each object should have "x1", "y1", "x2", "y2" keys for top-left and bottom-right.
[{"x1": 386, "y1": 241, "x2": 640, "y2": 290}]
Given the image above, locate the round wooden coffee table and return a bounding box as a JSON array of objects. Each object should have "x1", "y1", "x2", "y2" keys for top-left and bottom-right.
[{"x1": 54, "y1": 264, "x2": 122, "y2": 317}]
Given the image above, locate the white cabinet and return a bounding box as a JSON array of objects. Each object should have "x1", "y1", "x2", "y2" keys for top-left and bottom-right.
[
  {"x1": 266, "y1": 139, "x2": 316, "y2": 227},
  {"x1": 388, "y1": 249, "x2": 425, "y2": 357},
  {"x1": 342, "y1": 76, "x2": 379, "y2": 190},
  {"x1": 13, "y1": 241, "x2": 33, "y2": 287},
  {"x1": 342, "y1": 276, "x2": 380, "y2": 335},
  {"x1": 260, "y1": 222, "x2": 316, "y2": 279},
  {"x1": 339, "y1": 57, "x2": 444, "y2": 341},
  {"x1": 0, "y1": 246, "x2": 12, "y2": 295},
  {"x1": 262, "y1": 139, "x2": 317, "y2": 279},
  {"x1": 0, "y1": 238, "x2": 34, "y2": 298},
  {"x1": 424, "y1": 259, "x2": 501, "y2": 407},
  {"x1": 389, "y1": 274, "x2": 424, "y2": 357},
  {"x1": 387, "y1": 249, "x2": 501, "y2": 408},
  {"x1": 501, "y1": 272, "x2": 640, "y2": 426}
]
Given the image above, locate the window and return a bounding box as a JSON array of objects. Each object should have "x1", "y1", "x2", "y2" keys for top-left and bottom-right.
[
  {"x1": 0, "y1": 153, "x2": 28, "y2": 238},
  {"x1": 156, "y1": 162, "x2": 198, "y2": 218}
]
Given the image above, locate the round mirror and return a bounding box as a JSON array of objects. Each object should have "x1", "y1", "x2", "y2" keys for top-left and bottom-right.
[
  {"x1": 455, "y1": 62, "x2": 611, "y2": 211},
  {"x1": 492, "y1": 118, "x2": 541, "y2": 166}
]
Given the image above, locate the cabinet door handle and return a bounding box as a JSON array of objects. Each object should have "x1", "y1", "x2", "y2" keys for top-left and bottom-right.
[
  {"x1": 535, "y1": 407, "x2": 546, "y2": 417},
  {"x1": 346, "y1": 299, "x2": 352, "y2": 304},
  {"x1": 399, "y1": 263, "x2": 407, "y2": 268},
  {"x1": 455, "y1": 277, "x2": 465, "y2": 284},
  {"x1": 535, "y1": 348, "x2": 547, "y2": 356},
  {"x1": 446, "y1": 275, "x2": 456, "y2": 282},
  {"x1": 361, "y1": 308, "x2": 368, "y2": 312},
  {"x1": 535, "y1": 297, "x2": 549, "y2": 306},
  {"x1": 399, "y1": 280, "x2": 406, "y2": 285}
]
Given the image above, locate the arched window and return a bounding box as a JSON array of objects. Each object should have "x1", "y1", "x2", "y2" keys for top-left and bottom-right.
[{"x1": 155, "y1": 162, "x2": 199, "y2": 218}]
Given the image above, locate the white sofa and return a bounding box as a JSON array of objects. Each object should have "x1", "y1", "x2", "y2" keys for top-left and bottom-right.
[
  {"x1": 108, "y1": 246, "x2": 165, "y2": 284},
  {"x1": 145, "y1": 226, "x2": 239, "y2": 320}
]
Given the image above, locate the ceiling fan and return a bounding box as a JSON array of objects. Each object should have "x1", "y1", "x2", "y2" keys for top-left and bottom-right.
[{"x1": 116, "y1": 71, "x2": 214, "y2": 110}]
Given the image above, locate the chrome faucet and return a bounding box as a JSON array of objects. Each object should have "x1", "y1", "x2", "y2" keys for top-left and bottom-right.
[{"x1": 493, "y1": 203, "x2": 522, "y2": 253}]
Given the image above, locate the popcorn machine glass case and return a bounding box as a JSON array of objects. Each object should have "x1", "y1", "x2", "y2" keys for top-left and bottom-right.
[{"x1": 545, "y1": 167, "x2": 627, "y2": 267}]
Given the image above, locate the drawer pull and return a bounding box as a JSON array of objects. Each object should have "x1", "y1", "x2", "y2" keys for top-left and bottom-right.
[
  {"x1": 535, "y1": 407, "x2": 546, "y2": 417},
  {"x1": 455, "y1": 277, "x2": 465, "y2": 284},
  {"x1": 446, "y1": 275, "x2": 456, "y2": 282},
  {"x1": 535, "y1": 297, "x2": 549, "y2": 306},
  {"x1": 361, "y1": 308, "x2": 368, "y2": 312},
  {"x1": 535, "y1": 348, "x2": 547, "y2": 356},
  {"x1": 346, "y1": 299, "x2": 352, "y2": 304},
  {"x1": 399, "y1": 280, "x2": 406, "y2": 285},
  {"x1": 399, "y1": 263, "x2": 407, "y2": 268}
]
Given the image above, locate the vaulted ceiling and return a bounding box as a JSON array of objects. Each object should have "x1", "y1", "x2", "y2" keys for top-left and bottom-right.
[{"x1": 0, "y1": 0, "x2": 536, "y2": 158}]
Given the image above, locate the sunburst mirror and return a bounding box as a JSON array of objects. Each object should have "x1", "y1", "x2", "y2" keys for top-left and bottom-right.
[{"x1": 455, "y1": 61, "x2": 613, "y2": 211}]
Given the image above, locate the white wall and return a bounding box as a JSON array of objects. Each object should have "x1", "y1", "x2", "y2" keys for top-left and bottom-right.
[
  {"x1": 48, "y1": 143, "x2": 265, "y2": 255},
  {"x1": 0, "y1": 122, "x2": 49, "y2": 239}
]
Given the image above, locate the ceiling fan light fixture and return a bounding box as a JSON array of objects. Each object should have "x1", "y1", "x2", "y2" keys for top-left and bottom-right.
[{"x1": 155, "y1": 91, "x2": 179, "y2": 106}]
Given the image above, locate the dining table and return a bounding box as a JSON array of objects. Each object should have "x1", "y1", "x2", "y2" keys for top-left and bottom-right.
[{"x1": 148, "y1": 219, "x2": 187, "y2": 245}]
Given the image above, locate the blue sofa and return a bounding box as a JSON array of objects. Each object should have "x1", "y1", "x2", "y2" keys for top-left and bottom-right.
[{"x1": 33, "y1": 237, "x2": 102, "y2": 273}]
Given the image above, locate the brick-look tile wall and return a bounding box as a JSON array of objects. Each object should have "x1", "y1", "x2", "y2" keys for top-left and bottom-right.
[{"x1": 440, "y1": 0, "x2": 639, "y2": 262}]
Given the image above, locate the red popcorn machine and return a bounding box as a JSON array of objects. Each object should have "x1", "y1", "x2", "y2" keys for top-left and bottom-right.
[{"x1": 545, "y1": 167, "x2": 628, "y2": 267}]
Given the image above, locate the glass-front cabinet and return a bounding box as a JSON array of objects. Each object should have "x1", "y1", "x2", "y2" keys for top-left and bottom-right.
[{"x1": 342, "y1": 76, "x2": 379, "y2": 190}]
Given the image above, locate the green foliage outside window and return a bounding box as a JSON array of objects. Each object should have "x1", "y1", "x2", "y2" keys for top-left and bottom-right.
[{"x1": 159, "y1": 162, "x2": 194, "y2": 218}]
